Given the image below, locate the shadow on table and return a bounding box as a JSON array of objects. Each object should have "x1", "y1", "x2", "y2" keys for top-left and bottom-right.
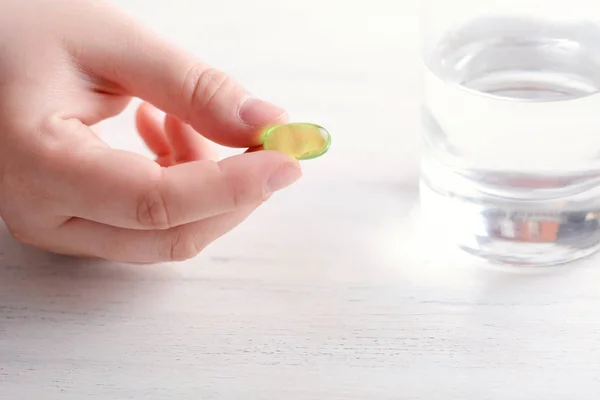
[{"x1": 0, "y1": 222, "x2": 177, "y2": 313}]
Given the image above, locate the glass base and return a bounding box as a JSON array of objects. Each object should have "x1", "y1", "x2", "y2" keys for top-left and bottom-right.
[{"x1": 419, "y1": 178, "x2": 600, "y2": 267}]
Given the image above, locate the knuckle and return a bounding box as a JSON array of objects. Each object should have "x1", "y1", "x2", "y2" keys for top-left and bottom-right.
[
  {"x1": 166, "y1": 231, "x2": 202, "y2": 262},
  {"x1": 136, "y1": 170, "x2": 172, "y2": 229},
  {"x1": 34, "y1": 123, "x2": 67, "y2": 163},
  {"x1": 35, "y1": 117, "x2": 88, "y2": 171},
  {"x1": 228, "y1": 175, "x2": 247, "y2": 209},
  {"x1": 41, "y1": 116, "x2": 82, "y2": 147},
  {"x1": 136, "y1": 188, "x2": 171, "y2": 229},
  {"x1": 183, "y1": 64, "x2": 232, "y2": 119}
]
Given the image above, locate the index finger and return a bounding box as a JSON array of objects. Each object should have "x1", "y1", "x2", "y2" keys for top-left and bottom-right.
[{"x1": 66, "y1": 1, "x2": 287, "y2": 148}]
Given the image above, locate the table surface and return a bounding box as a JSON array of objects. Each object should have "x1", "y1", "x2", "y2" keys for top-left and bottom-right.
[{"x1": 3, "y1": 1, "x2": 600, "y2": 399}]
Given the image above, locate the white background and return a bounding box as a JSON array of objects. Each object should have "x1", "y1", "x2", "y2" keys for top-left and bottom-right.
[{"x1": 3, "y1": 0, "x2": 600, "y2": 399}]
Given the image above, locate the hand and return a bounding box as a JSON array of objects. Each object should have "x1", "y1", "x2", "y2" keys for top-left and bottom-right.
[{"x1": 0, "y1": 0, "x2": 302, "y2": 263}]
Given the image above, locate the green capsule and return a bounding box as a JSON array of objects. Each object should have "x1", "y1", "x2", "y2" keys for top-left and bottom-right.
[{"x1": 261, "y1": 123, "x2": 331, "y2": 160}]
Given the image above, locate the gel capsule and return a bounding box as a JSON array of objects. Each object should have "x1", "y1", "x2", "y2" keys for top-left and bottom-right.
[{"x1": 262, "y1": 123, "x2": 331, "y2": 160}]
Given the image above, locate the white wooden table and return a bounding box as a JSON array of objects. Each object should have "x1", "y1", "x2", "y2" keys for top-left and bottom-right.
[{"x1": 3, "y1": 1, "x2": 600, "y2": 398}]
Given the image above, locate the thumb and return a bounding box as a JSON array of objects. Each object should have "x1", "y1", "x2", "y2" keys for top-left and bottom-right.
[
  {"x1": 44, "y1": 116, "x2": 302, "y2": 230},
  {"x1": 71, "y1": 3, "x2": 287, "y2": 148}
]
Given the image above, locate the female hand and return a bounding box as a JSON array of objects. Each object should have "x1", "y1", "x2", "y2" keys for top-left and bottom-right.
[{"x1": 0, "y1": 0, "x2": 302, "y2": 262}]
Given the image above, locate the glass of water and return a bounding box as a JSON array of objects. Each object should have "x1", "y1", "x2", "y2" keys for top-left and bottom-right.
[{"x1": 420, "y1": 0, "x2": 600, "y2": 266}]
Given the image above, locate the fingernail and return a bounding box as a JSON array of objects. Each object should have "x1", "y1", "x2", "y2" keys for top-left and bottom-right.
[
  {"x1": 266, "y1": 163, "x2": 302, "y2": 193},
  {"x1": 239, "y1": 97, "x2": 287, "y2": 127}
]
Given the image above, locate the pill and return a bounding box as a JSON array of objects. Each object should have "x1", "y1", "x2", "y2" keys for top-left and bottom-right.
[{"x1": 261, "y1": 123, "x2": 331, "y2": 160}]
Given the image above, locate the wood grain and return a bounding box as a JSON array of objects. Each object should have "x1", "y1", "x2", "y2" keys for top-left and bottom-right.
[{"x1": 3, "y1": 0, "x2": 600, "y2": 399}]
